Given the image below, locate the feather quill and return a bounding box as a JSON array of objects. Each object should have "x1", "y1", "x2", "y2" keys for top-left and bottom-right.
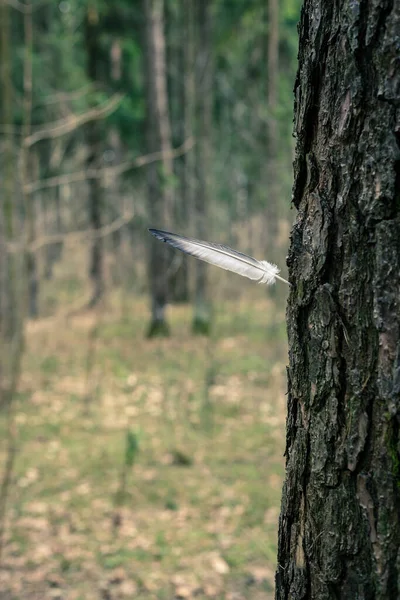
[{"x1": 148, "y1": 228, "x2": 289, "y2": 286}]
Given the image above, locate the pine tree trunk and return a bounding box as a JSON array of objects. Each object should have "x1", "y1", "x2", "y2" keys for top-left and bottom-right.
[
  {"x1": 276, "y1": 3, "x2": 400, "y2": 599},
  {"x1": 143, "y1": 0, "x2": 174, "y2": 336},
  {"x1": 192, "y1": 0, "x2": 212, "y2": 334}
]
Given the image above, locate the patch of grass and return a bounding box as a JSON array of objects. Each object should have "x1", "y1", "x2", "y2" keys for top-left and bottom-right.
[{"x1": 40, "y1": 355, "x2": 60, "y2": 374}]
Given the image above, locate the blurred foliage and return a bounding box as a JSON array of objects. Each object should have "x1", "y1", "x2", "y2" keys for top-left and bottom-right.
[{"x1": 3, "y1": 0, "x2": 301, "y2": 237}]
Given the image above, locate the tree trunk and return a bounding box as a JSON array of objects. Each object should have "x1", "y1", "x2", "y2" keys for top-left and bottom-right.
[
  {"x1": 192, "y1": 0, "x2": 212, "y2": 334},
  {"x1": 276, "y1": 3, "x2": 400, "y2": 599},
  {"x1": 21, "y1": 2, "x2": 39, "y2": 318},
  {"x1": 143, "y1": 0, "x2": 174, "y2": 336},
  {"x1": 264, "y1": 0, "x2": 280, "y2": 301},
  {"x1": 0, "y1": 0, "x2": 25, "y2": 408},
  {"x1": 167, "y1": 0, "x2": 191, "y2": 304},
  {"x1": 85, "y1": 5, "x2": 105, "y2": 308},
  {"x1": 109, "y1": 39, "x2": 123, "y2": 258},
  {"x1": 0, "y1": 0, "x2": 16, "y2": 343}
]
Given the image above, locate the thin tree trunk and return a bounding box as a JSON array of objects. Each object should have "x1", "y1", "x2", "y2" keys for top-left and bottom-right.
[
  {"x1": 0, "y1": 0, "x2": 16, "y2": 342},
  {"x1": 276, "y1": 3, "x2": 400, "y2": 599},
  {"x1": 265, "y1": 0, "x2": 279, "y2": 292},
  {"x1": 192, "y1": 0, "x2": 212, "y2": 334},
  {"x1": 85, "y1": 5, "x2": 105, "y2": 308},
  {"x1": 109, "y1": 39, "x2": 123, "y2": 257},
  {"x1": 143, "y1": 0, "x2": 174, "y2": 336},
  {"x1": 0, "y1": 0, "x2": 25, "y2": 564},
  {"x1": 0, "y1": 0, "x2": 24, "y2": 393},
  {"x1": 175, "y1": 0, "x2": 195, "y2": 304},
  {"x1": 168, "y1": 0, "x2": 191, "y2": 304},
  {"x1": 21, "y1": 1, "x2": 39, "y2": 318}
]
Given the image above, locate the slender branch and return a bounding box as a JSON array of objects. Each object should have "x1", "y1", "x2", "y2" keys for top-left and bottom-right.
[
  {"x1": 24, "y1": 168, "x2": 89, "y2": 194},
  {"x1": 23, "y1": 93, "x2": 123, "y2": 148},
  {"x1": 30, "y1": 211, "x2": 135, "y2": 252},
  {"x1": 39, "y1": 84, "x2": 93, "y2": 107},
  {"x1": 5, "y1": 211, "x2": 135, "y2": 254},
  {"x1": 109, "y1": 136, "x2": 194, "y2": 178},
  {"x1": 0, "y1": 86, "x2": 94, "y2": 134},
  {"x1": 24, "y1": 137, "x2": 194, "y2": 194}
]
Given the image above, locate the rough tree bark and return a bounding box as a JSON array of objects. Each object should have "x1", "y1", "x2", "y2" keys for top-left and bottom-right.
[
  {"x1": 276, "y1": 3, "x2": 399, "y2": 599},
  {"x1": 144, "y1": 0, "x2": 174, "y2": 336}
]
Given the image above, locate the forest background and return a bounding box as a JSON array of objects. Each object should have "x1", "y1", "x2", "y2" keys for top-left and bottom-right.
[{"x1": 0, "y1": 0, "x2": 301, "y2": 598}]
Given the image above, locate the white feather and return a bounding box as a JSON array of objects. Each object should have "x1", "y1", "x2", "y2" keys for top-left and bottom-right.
[{"x1": 148, "y1": 228, "x2": 289, "y2": 286}]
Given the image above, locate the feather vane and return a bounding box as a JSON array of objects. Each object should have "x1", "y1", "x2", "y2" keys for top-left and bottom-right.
[{"x1": 148, "y1": 228, "x2": 289, "y2": 286}]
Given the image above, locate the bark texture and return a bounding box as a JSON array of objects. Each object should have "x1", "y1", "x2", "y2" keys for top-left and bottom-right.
[{"x1": 276, "y1": 2, "x2": 400, "y2": 599}]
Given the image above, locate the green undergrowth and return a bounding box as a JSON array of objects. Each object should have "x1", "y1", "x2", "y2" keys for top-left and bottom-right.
[{"x1": 0, "y1": 294, "x2": 287, "y2": 600}]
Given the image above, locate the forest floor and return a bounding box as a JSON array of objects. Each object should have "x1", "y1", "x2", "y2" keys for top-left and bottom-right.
[{"x1": 0, "y1": 292, "x2": 288, "y2": 600}]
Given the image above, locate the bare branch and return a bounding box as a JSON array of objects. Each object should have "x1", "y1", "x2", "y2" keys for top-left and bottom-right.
[
  {"x1": 23, "y1": 93, "x2": 123, "y2": 148},
  {"x1": 39, "y1": 84, "x2": 93, "y2": 106},
  {"x1": 109, "y1": 136, "x2": 194, "y2": 178},
  {"x1": 24, "y1": 137, "x2": 194, "y2": 194},
  {"x1": 4, "y1": 211, "x2": 135, "y2": 255},
  {"x1": 25, "y1": 168, "x2": 89, "y2": 194}
]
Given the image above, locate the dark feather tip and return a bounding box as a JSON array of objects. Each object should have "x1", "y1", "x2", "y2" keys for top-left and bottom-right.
[{"x1": 148, "y1": 228, "x2": 168, "y2": 242}]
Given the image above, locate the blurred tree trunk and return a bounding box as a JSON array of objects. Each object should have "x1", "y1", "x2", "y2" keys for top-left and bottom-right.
[
  {"x1": 0, "y1": 0, "x2": 17, "y2": 344},
  {"x1": 0, "y1": 0, "x2": 24, "y2": 563},
  {"x1": 192, "y1": 0, "x2": 212, "y2": 334},
  {"x1": 21, "y1": 2, "x2": 39, "y2": 318},
  {"x1": 276, "y1": 3, "x2": 400, "y2": 599},
  {"x1": 167, "y1": 0, "x2": 191, "y2": 304},
  {"x1": 85, "y1": 5, "x2": 105, "y2": 308},
  {"x1": 109, "y1": 39, "x2": 123, "y2": 258},
  {"x1": 42, "y1": 140, "x2": 64, "y2": 280},
  {"x1": 264, "y1": 0, "x2": 279, "y2": 290},
  {"x1": 143, "y1": 0, "x2": 174, "y2": 336},
  {"x1": 176, "y1": 0, "x2": 195, "y2": 303},
  {"x1": 0, "y1": 0, "x2": 24, "y2": 363}
]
